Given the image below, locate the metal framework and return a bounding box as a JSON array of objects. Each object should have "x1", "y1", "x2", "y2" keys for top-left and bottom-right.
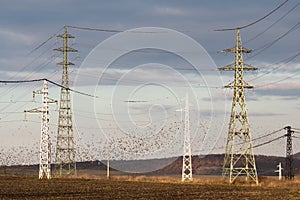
[
  {"x1": 182, "y1": 94, "x2": 192, "y2": 181},
  {"x1": 284, "y1": 126, "x2": 294, "y2": 180},
  {"x1": 54, "y1": 26, "x2": 78, "y2": 176},
  {"x1": 274, "y1": 162, "x2": 283, "y2": 180},
  {"x1": 219, "y1": 29, "x2": 258, "y2": 184},
  {"x1": 24, "y1": 80, "x2": 57, "y2": 179}
]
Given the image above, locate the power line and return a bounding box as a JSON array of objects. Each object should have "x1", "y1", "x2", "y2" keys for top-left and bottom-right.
[
  {"x1": 1, "y1": 27, "x2": 66, "y2": 101},
  {"x1": 0, "y1": 120, "x2": 25, "y2": 123},
  {"x1": 0, "y1": 64, "x2": 61, "y2": 120},
  {"x1": 252, "y1": 135, "x2": 285, "y2": 149},
  {"x1": 0, "y1": 100, "x2": 36, "y2": 104},
  {"x1": 249, "y1": 52, "x2": 300, "y2": 82},
  {"x1": 28, "y1": 27, "x2": 64, "y2": 55},
  {"x1": 0, "y1": 69, "x2": 60, "y2": 119},
  {"x1": 0, "y1": 78, "x2": 97, "y2": 98},
  {"x1": 256, "y1": 69, "x2": 300, "y2": 89},
  {"x1": 0, "y1": 40, "x2": 60, "y2": 109},
  {"x1": 0, "y1": 46, "x2": 57, "y2": 98},
  {"x1": 292, "y1": 131, "x2": 300, "y2": 134},
  {"x1": 72, "y1": 70, "x2": 221, "y2": 89},
  {"x1": 214, "y1": 0, "x2": 289, "y2": 31},
  {"x1": 66, "y1": 25, "x2": 122, "y2": 33},
  {"x1": 211, "y1": 128, "x2": 284, "y2": 151},
  {"x1": 0, "y1": 79, "x2": 45, "y2": 84},
  {"x1": 46, "y1": 79, "x2": 97, "y2": 98},
  {"x1": 252, "y1": 128, "x2": 284, "y2": 142},
  {"x1": 248, "y1": 21, "x2": 300, "y2": 59},
  {"x1": 5, "y1": 43, "x2": 57, "y2": 82},
  {"x1": 76, "y1": 45, "x2": 215, "y2": 55},
  {"x1": 0, "y1": 111, "x2": 30, "y2": 114},
  {"x1": 249, "y1": 126, "x2": 300, "y2": 150},
  {"x1": 0, "y1": 57, "x2": 82, "y2": 121},
  {"x1": 76, "y1": 112, "x2": 177, "y2": 123},
  {"x1": 245, "y1": 1, "x2": 300, "y2": 44},
  {"x1": 66, "y1": 25, "x2": 170, "y2": 34},
  {"x1": 0, "y1": 34, "x2": 59, "y2": 100}
]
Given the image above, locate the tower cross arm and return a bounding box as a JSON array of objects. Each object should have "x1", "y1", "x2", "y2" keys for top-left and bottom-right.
[
  {"x1": 220, "y1": 47, "x2": 252, "y2": 53},
  {"x1": 24, "y1": 107, "x2": 43, "y2": 113},
  {"x1": 47, "y1": 97, "x2": 58, "y2": 104},
  {"x1": 218, "y1": 63, "x2": 258, "y2": 71},
  {"x1": 53, "y1": 47, "x2": 78, "y2": 53},
  {"x1": 244, "y1": 63, "x2": 259, "y2": 71},
  {"x1": 218, "y1": 63, "x2": 235, "y2": 71},
  {"x1": 56, "y1": 34, "x2": 75, "y2": 39},
  {"x1": 223, "y1": 80, "x2": 254, "y2": 89},
  {"x1": 56, "y1": 61, "x2": 75, "y2": 66}
]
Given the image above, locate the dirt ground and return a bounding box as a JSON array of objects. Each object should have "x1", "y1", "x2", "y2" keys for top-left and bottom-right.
[{"x1": 0, "y1": 175, "x2": 299, "y2": 199}]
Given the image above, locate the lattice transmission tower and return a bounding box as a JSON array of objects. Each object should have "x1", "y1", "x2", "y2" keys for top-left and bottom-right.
[
  {"x1": 219, "y1": 29, "x2": 258, "y2": 184},
  {"x1": 274, "y1": 162, "x2": 283, "y2": 181},
  {"x1": 284, "y1": 126, "x2": 294, "y2": 180},
  {"x1": 182, "y1": 93, "x2": 192, "y2": 181},
  {"x1": 24, "y1": 80, "x2": 57, "y2": 179},
  {"x1": 54, "y1": 26, "x2": 78, "y2": 176}
]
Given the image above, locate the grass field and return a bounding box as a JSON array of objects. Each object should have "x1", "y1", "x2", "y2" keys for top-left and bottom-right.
[{"x1": 0, "y1": 175, "x2": 300, "y2": 199}]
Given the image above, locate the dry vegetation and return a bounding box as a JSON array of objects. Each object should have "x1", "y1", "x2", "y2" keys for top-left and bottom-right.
[{"x1": 0, "y1": 175, "x2": 300, "y2": 199}]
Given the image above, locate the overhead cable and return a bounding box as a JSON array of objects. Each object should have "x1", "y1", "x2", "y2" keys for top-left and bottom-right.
[
  {"x1": 214, "y1": 0, "x2": 289, "y2": 31},
  {"x1": 245, "y1": 1, "x2": 300, "y2": 44},
  {"x1": 67, "y1": 25, "x2": 165, "y2": 34},
  {"x1": 252, "y1": 135, "x2": 285, "y2": 148},
  {"x1": 248, "y1": 21, "x2": 300, "y2": 59},
  {"x1": 249, "y1": 52, "x2": 300, "y2": 82},
  {"x1": 0, "y1": 78, "x2": 97, "y2": 98},
  {"x1": 28, "y1": 27, "x2": 64, "y2": 55},
  {"x1": 256, "y1": 70, "x2": 300, "y2": 88}
]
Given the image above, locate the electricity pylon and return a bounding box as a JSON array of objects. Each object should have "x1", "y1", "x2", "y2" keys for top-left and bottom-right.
[
  {"x1": 274, "y1": 162, "x2": 283, "y2": 180},
  {"x1": 219, "y1": 29, "x2": 258, "y2": 184},
  {"x1": 24, "y1": 80, "x2": 57, "y2": 179},
  {"x1": 284, "y1": 126, "x2": 294, "y2": 180},
  {"x1": 54, "y1": 26, "x2": 78, "y2": 176},
  {"x1": 182, "y1": 93, "x2": 192, "y2": 181}
]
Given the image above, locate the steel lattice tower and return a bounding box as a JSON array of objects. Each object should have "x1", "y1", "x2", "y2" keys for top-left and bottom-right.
[
  {"x1": 219, "y1": 29, "x2": 258, "y2": 184},
  {"x1": 284, "y1": 126, "x2": 294, "y2": 180},
  {"x1": 54, "y1": 26, "x2": 78, "y2": 176},
  {"x1": 274, "y1": 162, "x2": 283, "y2": 180},
  {"x1": 182, "y1": 94, "x2": 192, "y2": 181},
  {"x1": 24, "y1": 80, "x2": 57, "y2": 179}
]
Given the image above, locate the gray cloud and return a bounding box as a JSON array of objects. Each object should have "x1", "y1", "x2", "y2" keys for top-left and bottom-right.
[
  {"x1": 0, "y1": 0, "x2": 298, "y2": 73},
  {"x1": 254, "y1": 88, "x2": 300, "y2": 98},
  {"x1": 248, "y1": 112, "x2": 286, "y2": 117}
]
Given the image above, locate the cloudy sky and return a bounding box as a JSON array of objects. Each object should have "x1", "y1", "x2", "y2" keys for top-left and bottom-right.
[{"x1": 0, "y1": 0, "x2": 299, "y2": 166}]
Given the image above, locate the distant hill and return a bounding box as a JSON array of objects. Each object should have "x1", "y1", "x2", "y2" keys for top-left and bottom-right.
[
  {"x1": 154, "y1": 154, "x2": 300, "y2": 176},
  {"x1": 104, "y1": 154, "x2": 300, "y2": 176},
  {"x1": 1, "y1": 153, "x2": 299, "y2": 177},
  {"x1": 294, "y1": 152, "x2": 300, "y2": 160},
  {"x1": 62, "y1": 153, "x2": 300, "y2": 176}
]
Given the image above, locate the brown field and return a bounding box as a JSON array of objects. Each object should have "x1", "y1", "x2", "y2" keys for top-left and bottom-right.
[{"x1": 0, "y1": 175, "x2": 300, "y2": 199}]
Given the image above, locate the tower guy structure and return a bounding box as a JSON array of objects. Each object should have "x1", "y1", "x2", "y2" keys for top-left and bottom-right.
[
  {"x1": 219, "y1": 29, "x2": 258, "y2": 184},
  {"x1": 54, "y1": 26, "x2": 78, "y2": 176},
  {"x1": 24, "y1": 80, "x2": 57, "y2": 179},
  {"x1": 284, "y1": 126, "x2": 294, "y2": 180},
  {"x1": 182, "y1": 94, "x2": 192, "y2": 181}
]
